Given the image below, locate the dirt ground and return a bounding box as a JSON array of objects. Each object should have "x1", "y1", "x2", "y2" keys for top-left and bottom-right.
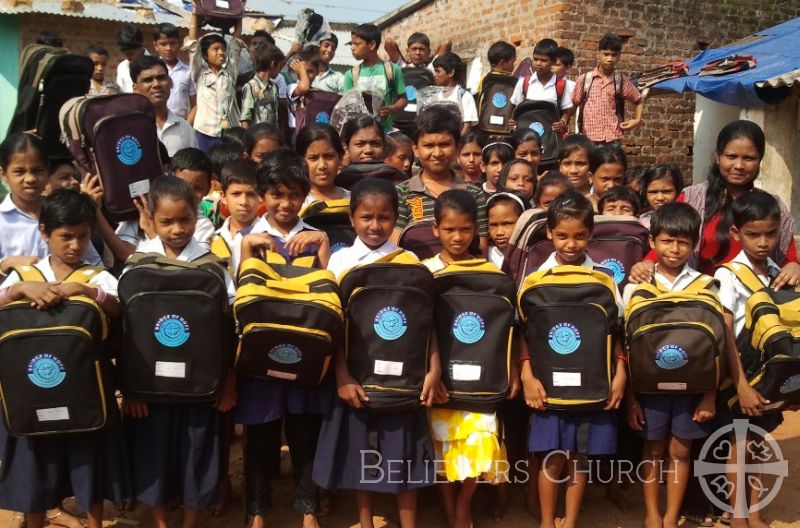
[{"x1": 3, "y1": 413, "x2": 800, "y2": 528}]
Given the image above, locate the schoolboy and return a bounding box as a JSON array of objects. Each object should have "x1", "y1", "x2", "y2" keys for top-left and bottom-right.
[
  {"x1": 510, "y1": 39, "x2": 574, "y2": 134},
  {"x1": 153, "y1": 22, "x2": 195, "y2": 120},
  {"x1": 343, "y1": 23, "x2": 407, "y2": 131},
  {"x1": 598, "y1": 185, "x2": 640, "y2": 217},
  {"x1": 384, "y1": 32, "x2": 440, "y2": 69},
  {"x1": 572, "y1": 33, "x2": 644, "y2": 143},
  {"x1": 312, "y1": 33, "x2": 344, "y2": 94},
  {"x1": 286, "y1": 49, "x2": 322, "y2": 131},
  {"x1": 169, "y1": 148, "x2": 216, "y2": 247},
  {"x1": 432, "y1": 52, "x2": 479, "y2": 134},
  {"x1": 240, "y1": 43, "x2": 285, "y2": 129},
  {"x1": 486, "y1": 40, "x2": 516, "y2": 75},
  {"x1": 552, "y1": 46, "x2": 575, "y2": 81},
  {"x1": 85, "y1": 44, "x2": 119, "y2": 95},
  {"x1": 391, "y1": 106, "x2": 489, "y2": 256},
  {"x1": 115, "y1": 24, "x2": 148, "y2": 93},
  {"x1": 623, "y1": 202, "x2": 716, "y2": 528}
]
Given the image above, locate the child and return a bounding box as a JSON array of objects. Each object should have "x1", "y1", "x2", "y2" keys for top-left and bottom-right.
[
  {"x1": 510, "y1": 128, "x2": 542, "y2": 174},
  {"x1": 153, "y1": 22, "x2": 194, "y2": 120},
  {"x1": 0, "y1": 189, "x2": 126, "y2": 528},
  {"x1": 639, "y1": 164, "x2": 683, "y2": 228},
  {"x1": 485, "y1": 40, "x2": 516, "y2": 76},
  {"x1": 534, "y1": 171, "x2": 572, "y2": 210},
  {"x1": 432, "y1": 52, "x2": 479, "y2": 134},
  {"x1": 392, "y1": 32, "x2": 433, "y2": 68},
  {"x1": 85, "y1": 44, "x2": 119, "y2": 96},
  {"x1": 457, "y1": 131, "x2": 485, "y2": 185},
  {"x1": 313, "y1": 178, "x2": 440, "y2": 528},
  {"x1": 625, "y1": 165, "x2": 646, "y2": 194},
  {"x1": 481, "y1": 141, "x2": 514, "y2": 196},
  {"x1": 342, "y1": 115, "x2": 386, "y2": 163},
  {"x1": 115, "y1": 24, "x2": 146, "y2": 93},
  {"x1": 497, "y1": 159, "x2": 536, "y2": 203},
  {"x1": 589, "y1": 143, "x2": 627, "y2": 210},
  {"x1": 343, "y1": 23, "x2": 407, "y2": 132},
  {"x1": 519, "y1": 191, "x2": 626, "y2": 528},
  {"x1": 211, "y1": 159, "x2": 260, "y2": 275},
  {"x1": 573, "y1": 33, "x2": 644, "y2": 143},
  {"x1": 312, "y1": 34, "x2": 344, "y2": 94},
  {"x1": 384, "y1": 132, "x2": 414, "y2": 177},
  {"x1": 558, "y1": 134, "x2": 594, "y2": 196},
  {"x1": 221, "y1": 126, "x2": 253, "y2": 157},
  {"x1": 423, "y1": 189, "x2": 510, "y2": 528},
  {"x1": 487, "y1": 191, "x2": 525, "y2": 268},
  {"x1": 249, "y1": 122, "x2": 283, "y2": 163},
  {"x1": 169, "y1": 148, "x2": 217, "y2": 247},
  {"x1": 598, "y1": 185, "x2": 641, "y2": 216},
  {"x1": 296, "y1": 124, "x2": 349, "y2": 206},
  {"x1": 393, "y1": 106, "x2": 490, "y2": 256},
  {"x1": 552, "y1": 46, "x2": 575, "y2": 82},
  {"x1": 286, "y1": 49, "x2": 322, "y2": 132},
  {"x1": 122, "y1": 175, "x2": 236, "y2": 528},
  {"x1": 623, "y1": 202, "x2": 716, "y2": 528},
  {"x1": 240, "y1": 42, "x2": 285, "y2": 129},
  {"x1": 46, "y1": 160, "x2": 80, "y2": 193}
]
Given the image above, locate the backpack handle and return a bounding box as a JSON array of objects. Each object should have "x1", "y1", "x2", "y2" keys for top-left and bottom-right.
[
  {"x1": 545, "y1": 265, "x2": 594, "y2": 276},
  {"x1": 265, "y1": 280, "x2": 311, "y2": 294}
]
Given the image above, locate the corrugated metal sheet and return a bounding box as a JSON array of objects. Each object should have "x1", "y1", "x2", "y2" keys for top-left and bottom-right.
[
  {"x1": 0, "y1": 0, "x2": 189, "y2": 26},
  {"x1": 758, "y1": 69, "x2": 800, "y2": 88}
]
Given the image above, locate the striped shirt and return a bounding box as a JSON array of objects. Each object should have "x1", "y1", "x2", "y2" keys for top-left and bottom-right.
[{"x1": 312, "y1": 67, "x2": 344, "y2": 94}]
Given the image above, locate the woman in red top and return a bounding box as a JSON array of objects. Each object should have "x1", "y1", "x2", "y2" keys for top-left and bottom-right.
[{"x1": 631, "y1": 120, "x2": 800, "y2": 288}]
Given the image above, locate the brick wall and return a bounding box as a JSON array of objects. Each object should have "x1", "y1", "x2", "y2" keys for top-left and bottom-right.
[{"x1": 381, "y1": 0, "x2": 800, "y2": 179}]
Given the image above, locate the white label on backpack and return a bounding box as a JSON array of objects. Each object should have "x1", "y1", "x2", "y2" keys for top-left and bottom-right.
[
  {"x1": 404, "y1": 103, "x2": 417, "y2": 113},
  {"x1": 553, "y1": 372, "x2": 581, "y2": 387},
  {"x1": 268, "y1": 369, "x2": 298, "y2": 381},
  {"x1": 216, "y1": 0, "x2": 230, "y2": 7},
  {"x1": 489, "y1": 115, "x2": 504, "y2": 125},
  {"x1": 451, "y1": 363, "x2": 481, "y2": 381},
  {"x1": 657, "y1": 382, "x2": 687, "y2": 391},
  {"x1": 374, "y1": 360, "x2": 403, "y2": 376},
  {"x1": 155, "y1": 361, "x2": 186, "y2": 378},
  {"x1": 129, "y1": 179, "x2": 150, "y2": 199},
  {"x1": 36, "y1": 407, "x2": 70, "y2": 422}
]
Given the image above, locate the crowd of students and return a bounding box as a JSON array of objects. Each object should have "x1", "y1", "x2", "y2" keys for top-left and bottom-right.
[{"x1": 1, "y1": 14, "x2": 799, "y2": 528}]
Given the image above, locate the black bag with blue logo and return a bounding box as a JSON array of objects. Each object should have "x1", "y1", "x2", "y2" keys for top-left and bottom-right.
[
  {"x1": 0, "y1": 265, "x2": 115, "y2": 437},
  {"x1": 518, "y1": 265, "x2": 620, "y2": 410},
  {"x1": 393, "y1": 67, "x2": 435, "y2": 136},
  {"x1": 299, "y1": 198, "x2": 356, "y2": 255},
  {"x1": 432, "y1": 259, "x2": 516, "y2": 412},
  {"x1": 477, "y1": 72, "x2": 518, "y2": 135},
  {"x1": 338, "y1": 250, "x2": 435, "y2": 412},
  {"x1": 587, "y1": 216, "x2": 651, "y2": 290},
  {"x1": 295, "y1": 89, "x2": 341, "y2": 134},
  {"x1": 118, "y1": 253, "x2": 231, "y2": 403}
]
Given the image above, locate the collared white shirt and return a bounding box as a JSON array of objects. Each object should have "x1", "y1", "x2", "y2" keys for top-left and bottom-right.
[
  {"x1": 195, "y1": 211, "x2": 215, "y2": 249},
  {"x1": 214, "y1": 217, "x2": 256, "y2": 276},
  {"x1": 166, "y1": 59, "x2": 195, "y2": 119},
  {"x1": 538, "y1": 251, "x2": 624, "y2": 315},
  {"x1": 714, "y1": 250, "x2": 781, "y2": 337},
  {"x1": 421, "y1": 254, "x2": 446, "y2": 273},
  {"x1": 116, "y1": 49, "x2": 151, "y2": 93},
  {"x1": 622, "y1": 263, "x2": 716, "y2": 307},
  {"x1": 117, "y1": 213, "x2": 213, "y2": 250},
  {"x1": 488, "y1": 245, "x2": 505, "y2": 269},
  {"x1": 158, "y1": 112, "x2": 199, "y2": 156},
  {"x1": 251, "y1": 215, "x2": 315, "y2": 242},
  {"x1": 0, "y1": 255, "x2": 118, "y2": 297},
  {"x1": 510, "y1": 71, "x2": 574, "y2": 109},
  {"x1": 327, "y1": 238, "x2": 416, "y2": 280}
]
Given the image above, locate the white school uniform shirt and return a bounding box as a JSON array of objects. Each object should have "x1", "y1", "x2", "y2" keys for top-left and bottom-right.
[
  {"x1": 214, "y1": 217, "x2": 256, "y2": 276},
  {"x1": 131, "y1": 236, "x2": 236, "y2": 303},
  {"x1": 327, "y1": 238, "x2": 417, "y2": 279},
  {"x1": 158, "y1": 112, "x2": 199, "y2": 156},
  {"x1": 301, "y1": 188, "x2": 350, "y2": 209},
  {"x1": 621, "y1": 263, "x2": 717, "y2": 307},
  {"x1": 166, "y1": 59, "x2": 195, "y2": 119},
  {"x1": 714, "y1": 250, "x2": 781, "y2": 337},
  {"x1": 116, "y1": 49, "x2": 151, "y2": 93},
  {"x1": 488, "y1": 245, "x2": 505, "y2": 269},
  {"x1": 250, "y1": 215, "x2": 316, "y2": 242},
  {"x1": 0, "y1": 255, "x2": 118, "y2": 298},
  {"x1": 510, "y1": 72, "x2": 574, "y2": 110},
  {"x1": 442, "y1": 86, "x2": 479, "y2": 125},
  {"x1": 538, "y1": 251, "x2": 625, "y2": 315},
  {"x1": 115, "y1": 213, "x2": 212, "y2": 250},
  {"x1": 195, "y1": 211, "x2": 215, "y2": 249},
  {"x1": 0, "y1": 195, "x2": 101, "y2": 267}
]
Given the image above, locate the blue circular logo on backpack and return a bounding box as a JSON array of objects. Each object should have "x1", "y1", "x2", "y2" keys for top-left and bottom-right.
[
  {"x1": 115, "y1": 135, "x2": 143, "y2": 166},
  {"x1": 374, "y1": 307, "x2": 407, "y2": 341},
  {"x1": 601, "y1": 258, "x2": 626, "y2": 284},
  {"x1": 529, "y1": 121, "x2": 546, "y2": 136},
  {"x1": 27, "y1": 353, "x2": 66, "y2": 389},
  {"x1": 315, "y1": 112, "x2": 331, "y2": 124},
  {"x1": 780, "y1": 374, "x2": 800, "y2": 394},
  {"x1": 268, "y1": 344, "x2": 303, "y2": 365},
  {"x1": 655, "y1": 344, "x2": 688, "y2": 370},
  {"x1": 406, "y1": 85, "x2": 418, "y2": 101},
  {"x1": 548, "y1": 323, "x2": 581, "y2": 355},
  {"x1": 453, "y1": 311, "x2": 485, "y2": 344},
  {"x1": 154, "y1": 314, "x2": 190, "y2": 348},
  {"x1": 492, "y1": 92, "x2": 508, "y2": 109}
]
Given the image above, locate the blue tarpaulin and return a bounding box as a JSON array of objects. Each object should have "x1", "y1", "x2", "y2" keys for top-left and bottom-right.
[{"x1": 654, "y1": 17, "x2": 800, "y2": 107}]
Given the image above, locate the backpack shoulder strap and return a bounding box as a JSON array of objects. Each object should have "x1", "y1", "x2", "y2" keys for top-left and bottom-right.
[
  {"x1": 351, "y1": 63, "x2": 361, "y2": 86},
  {"x1": 10, "y1": 265, "x2": 47, "y2": 283},
  {"x1": 374, "y1": 248, "x2": 417, "y2": 264},
  {"x1": 210, "y1": 235, "x2": 232, "y2": 260},
  {"x1": 63, "y1": 265, "x2": 104, "y2": 284},
  {"x1": 555, "y1": 76, "x2": 566, "y2": 105},
  {"x1": 125, "y1": 251, "x2": 163, "y2": 267},
  {"x1": 580, "y1": 72, "x2": 594, "y2": 105},
  {"x1": 522, "y1": 67, "x2": 532, "y2": 97},
  {"x1": 682, "y1": 274, "x2": 719, "y2": 294},
  {"x1": 613, "y1": 71, "x2": 625, "y2": 121},
  {"x1": 720, "y1": 262, "x2": 765, "y2": 294},
  {"x1": 383, "y1": 61, "x2": 394, "y2": 83}
]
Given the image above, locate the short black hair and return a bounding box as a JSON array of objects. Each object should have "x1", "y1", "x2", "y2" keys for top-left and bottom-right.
[
  {"x1": 533, "y1": 38, "x2": 559, "y2": 61},
  {"x1": 559, "y1": 134, "x2": 595, "y2": 162},
  {"x1": 256, "y1": 148, "x2": 310, "y2": 197},
  {"x1": 650, "y1": 202, "x2": 701, "y2": 244},
  {"x1": 534, "y1": 171, "x2": 572, "y2": 208},
  {"x1": 148, "y1": 174, "x2": 198, "y2": 213},
  {"x1": 208, "y1": 143, "x2": 243, "y2": 179},
  {"x1": 407, "y1": 32, "x2": 430, "y2": 48},
  {"x1": 221, "y1": 127, "x2": 253, "y2": 156},
  {"x1": 249, "y1": 122, "x2": 283, "y2": 147},
  {"x1": 295, "y1": 49, "x2": 322, "y2": 71},
  {"x1": 321, "y1": 33, "x2": 338, "y2": 46},
  {"x1": 459, "y1": 130, "x2": 486, "y2": 150},
  {"x1": 130, "y1": 54, "x2": 168, "y2": 84},
  {"x1": 253, "y1": 42, "x2": 285, "y2": 72},
  {"x1": 341, "y1": 115, "x2": 384, "y2": 147},
  {"x1": 497, "y1": 159, "x2": 535, "y2": 194},
  {"x1": 547, "y1": 190, "x2": 594, "y2": 230},
  {"x1": 487, "y1": 192, "x2": 526, "y2": 216},
  {"x1": 434, "y1": 189, "x2": 477, "y2": 224},
  {"x1": 385, "y1": 132, "x2": 413, "y2": 157},
  {"x1": 36, "y1": 29, "x2": 63, "y2": 47},
  {"x1": 432, "y1": 52, "x2": 465, "y2": 85},
  {"x1": 481, "y1": 141, "x2": 513, "y2": 164},
  {"x1": 296, "y1": 124, "x2": 345, "y2": 158},
  {"x1": 415, "y1": 105, "x2": 461, "y2": 143},
  {"x1": 351, "y1": 23, "x2": 381, "y2": 47},
  {"x1": 170, "y1": 148, "x2": 212, "y2": 177},
  {"x1": 731, "y1": 189, "x2": 781, "y2": 229},
  {"x1": 487, "y1": 41, "x2": 516, "y2": 67},
  {"x1": 116, "y1": 24, "x2": 144, "y2": 50},
  {"x1": 153, "y1": 22, "x2": 179, "y2": 41},
  {"x1": 598, "y1": 185, "x2": 641, "y2": 216},
  {"x1": 556, "y1": 46, "x2": 574, "y2": 67},
  {"x1": 251, "y1": 30, "x2": 275, "y2": 45},
  {"x1": 39, "y1": 188, "x2": 96, "y2": 235},
  {"x1": 221, "y1": 159, "x2": 258, "y2": 191},
  {"x1": 85, "y1": 44, "x2": 109, "y2": 57},
  {"x1": 598, "y1": 32, "x2": 623, "y2": 52},
  {"x1": 349, "y1": 177, "x2": 398, "y2": 216},
  {"x1": 590, "y1": 142, "x2": 627, "y2": 172},
  {"x1": 200, "y1": 33, "x2": 227, "y2": 60}
]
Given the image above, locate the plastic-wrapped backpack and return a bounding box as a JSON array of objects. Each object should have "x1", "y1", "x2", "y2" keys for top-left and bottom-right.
[{"x1": 330, "y1": 89, "x2": 383, "y2": 133}]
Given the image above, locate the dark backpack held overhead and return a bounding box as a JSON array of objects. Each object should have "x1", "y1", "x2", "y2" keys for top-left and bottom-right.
[{"x1": 195, "y1": 0, "x2": 244, "y2": 31}]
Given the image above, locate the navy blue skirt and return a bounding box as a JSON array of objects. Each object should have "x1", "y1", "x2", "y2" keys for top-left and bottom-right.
[
  {"x1": 125, "y1": 402, "x2": 221, "y2": 508},
  {"x1": 0, "y1": 411, "x2": 131, "y2": 513},
  {"x1": 312, "y1": 400, "x2": 435, "y2": 493},
  {"x1": 529, "y1": 409, "x2": 618, "y2": 456}
]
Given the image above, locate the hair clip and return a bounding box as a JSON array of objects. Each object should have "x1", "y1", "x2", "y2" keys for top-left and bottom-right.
[
  {"x1": 487, "y1": 192, "x2": 527, "y2": 210},
  {"x1": 482, "y1": 141, "x2": 513, "y2": 153}
]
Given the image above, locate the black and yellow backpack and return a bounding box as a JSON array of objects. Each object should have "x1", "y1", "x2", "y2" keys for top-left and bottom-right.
[
  {"x1": 518, "y1": 265, "x2": 620, "y2": 410},
  {"x1": 0, "y1": 265, "x2": 114, "y2": 436},
  {"x1": 625, "y1": 275, "x2": 725, "y2": 394},
  {"x1": 234, "y1": 253, "x2": 342, "y2": 386},
  {"x1": 432, "y1": 259, "x2": 516, "y2": 412},
  {"x1": 299, "y1": 198, "x2": 356, "y2": 255},
  {"x1": 339, "y1": 249, "x2": 435, "y2": 412}
]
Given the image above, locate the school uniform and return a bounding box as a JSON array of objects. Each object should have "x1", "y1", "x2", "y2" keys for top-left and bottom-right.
[
  {"x1": 622, "y1": 264, "x2": 715, "y2": 441},
  {"x1": 488, "y1": 245, "x2": 505, "y2": 269},
  {"x1": 0, "y1": 257, "x2": 130, "y2": 513},
  {"x1": 211, "y1": 217, "x2": 256, "y2": 278},
  {"x1": 528, "y1": 252, "x2": 623, "y2": 455},
  {"x1": 123, "y1": 236, "x2": 235, "y2": 508},
  {"x1": 301, "y1": 188, "x2": 351, "y2": 209},
  {"x1": 313, "y1": 239, "x2": 435, "y2": 493}
]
